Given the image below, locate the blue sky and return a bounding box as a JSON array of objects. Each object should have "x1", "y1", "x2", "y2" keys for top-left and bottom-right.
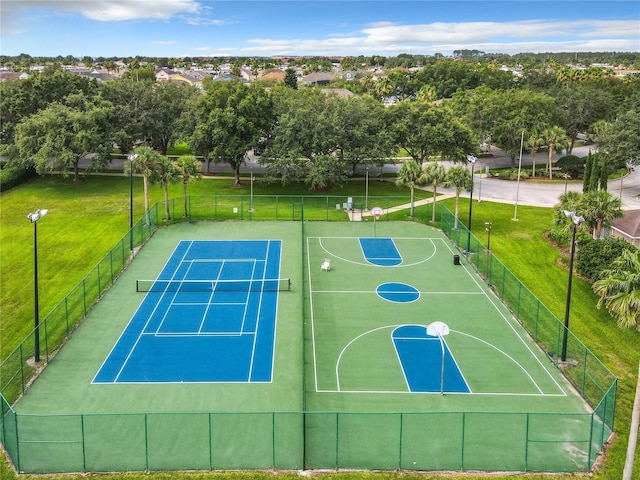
[{"x1": 1, "y1": 1, "x2": 639, "y2": 57}]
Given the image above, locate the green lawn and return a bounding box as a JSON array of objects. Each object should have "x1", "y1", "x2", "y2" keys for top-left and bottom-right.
[{"x1": 1, "y1": 174, "x2": 638, "y2": 479}]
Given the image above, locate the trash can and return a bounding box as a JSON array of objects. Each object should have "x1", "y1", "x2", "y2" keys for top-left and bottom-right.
[{"x1": 453, "y1": 254, "x2": 460, "y2": 265}]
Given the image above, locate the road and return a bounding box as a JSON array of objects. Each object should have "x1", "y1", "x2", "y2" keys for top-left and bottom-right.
[{"x1": 84, "y1": 144, "x2": 639, "y2": 210}]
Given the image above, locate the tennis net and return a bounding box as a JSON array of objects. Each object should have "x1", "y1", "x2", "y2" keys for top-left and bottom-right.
[{"x1": 136, "y1": 278, "x2": 291, "y2": 293}]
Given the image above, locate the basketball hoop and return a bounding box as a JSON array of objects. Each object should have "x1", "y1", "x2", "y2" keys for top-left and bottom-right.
[{"x1": 371, "y1": 207, "x2": 383, "y2": 237}]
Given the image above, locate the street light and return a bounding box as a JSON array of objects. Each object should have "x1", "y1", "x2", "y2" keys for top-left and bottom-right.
[
  {"x1": 27, "y1": 208, "x2": 48, "y2": 362},
  {"x1": 466, "y1": 155, "x2": 477, "y2": 254},
  {"x1": 561, "y1": 210, "x2": 585, "y2": 362},
  {"x1": 128, "y1": 154, "x2": 138, "y2": 250}
]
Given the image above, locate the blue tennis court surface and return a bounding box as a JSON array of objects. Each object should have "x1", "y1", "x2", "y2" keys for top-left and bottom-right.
[
  {"x1": 392, "y1": 325, "x2": 470, "y2": 393},
  {"x1": 93, "y1": 240, "x2": 282, "y2": 384},
  {"x1": 359, "y1": 237, "x2": 402, "y2": 266}
]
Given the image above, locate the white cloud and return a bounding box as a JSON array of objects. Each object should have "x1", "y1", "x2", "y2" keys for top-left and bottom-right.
[
  {"x1": 238, "y1": 19, "x2": 640, "y2": 56},
  {"x1": 3, "y1": 0, "x2": 201, "y2": 21},
  {"x1": 1, "y1": 0, "x2": 203, "y2": 35}
]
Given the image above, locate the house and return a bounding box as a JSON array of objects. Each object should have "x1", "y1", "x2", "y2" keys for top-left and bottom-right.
[
  {"x1": 321, "y1": 88, "x2": 354, "y2": 100},
  {"x1": 171, "y1": 72, "x2": 208, "y2": 87},
  {"x1": 155, "y1": 68, "x2": 176, "y2": 81},
  {"x1": 300, "y1": 72, "x2": 335, "y2": 86},
  {"x1": 610, "y1": 209, "x2": 640, "y2": 248},
  {"x1": 0, "y1": 71, "x2": 29, "y2": 81},
  {"x1": 258, "y1": 69, "x2": 286, "y2": 82}
]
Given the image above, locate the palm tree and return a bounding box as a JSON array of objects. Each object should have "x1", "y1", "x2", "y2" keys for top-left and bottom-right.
[
  {"x1": 581, "y1": 190, "x2": 623, "y2": 239},
  {"x1": 174, "y1": 155, "x2": 202, "y2": 218},
  {"x1": 395, "y1": 159, "x2": 424, "y2": 218},
  {"x1": 422, "y1": 162, "x2": 447, "y2": 223},
  {"x1": 542, "y1": 126, "x2": 568, "y2": 179},
  {"x1": 444, "y1": 165, "x2": 471, "y2": 229},
  {"x1": 129, "y1": 146, "x2": 162, "y2": 225},
  {"x1": 554, "y1": 191, "x2": 583, "y2": 224},
  {"x1": 593, "y1": 249, "x2": 640, "y2": 330},
  {"x1": 154, "y1": 155, "x2": 182, "y2": 221},
  {"x1": 526, "y1": 128, "x2": 545, "y2": 178},
  {"x1": 374, "y1": 77, "x2": 393, "y2": 101}
]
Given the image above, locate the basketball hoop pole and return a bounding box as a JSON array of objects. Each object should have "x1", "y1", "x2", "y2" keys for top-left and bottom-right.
[
  {"x1": 372, "y1": 207, "x2": 383, "y2": 237},
  {"x1": 427, "y1": 321, "x2": 450, "y2": 395}
]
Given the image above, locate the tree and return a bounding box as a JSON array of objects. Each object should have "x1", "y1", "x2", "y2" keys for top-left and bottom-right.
[
  {"x1": 100, "y1": 80, "x2": 149, "y2": 155},
  {"x1": 422, "y1": 162, "x2": 447, "y2": 223},
  {"x1": 374, "y1": 77, "x2": 393, "y2": 100},
  {"x1": 593, "y1": 249, "x2": 640, "y2": 330},
  {"x1": 128, "y1": 146, "x2": 162, "y2": 225},
  {"x1": 284, "y1": 68, "x2": 298, "y2": 89},
  {"x1": 581, "y1": 189, "x2": 623, "y2": 239},
  {"x1": 526, "y1": 128, "x2": 546, "y2": 178},
  {"x1": 141, "y1": 82, "x2": 197, "y2": 155},
  {"x1": 599, "y1": 110, "x2": 640, "y2": 168},
  {"x1": 198, "y1": 81, "x2": 272, "y2": 185},
  {"x1": 174, "y1": 155, "x2": 202, "y2": 217},
  {"x1": 153, "y1": 155, "x2": 181, "y2": 221},
  {"x1": 461, "y1": 88, "x2": 559, "y2": 168},
  {"x1": 395, "y1": 159, "x2": 424, "y2": 218},
  {"x1": 12, "y1": 94, "x2": 111, "y2": 181},
  {"x1": 388, "y1": 100, "x2": 476, "y2": 165},
  {"x1": 444, "y1": 165, "x2": 471, "y2": 229},
  {"x1": 553, "y1": 83, "x2": 616, "y2": 153},
  {"x1": 542, "y1": 126, "x2": 568, "y2": 179},
  {"x1": 583, "y1": 150, "x2": 595, "y2": 192},
  {"x1": 262, "y1": 87, "x2": 347, "y2": 189},
  {"x1": 333, "y1": 95, "x2": 394, "y2": 176}
]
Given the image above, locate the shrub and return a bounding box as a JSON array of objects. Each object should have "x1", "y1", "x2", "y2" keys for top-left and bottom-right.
[
  {"x1": 576, "y1": 236, "x2": 636, "y2": 281},
  {"x1": 556, "y1": 155, "x2": 584, "y2": 178},
  {"x1": 497, "y1": 168, "x2": 530, "y2": 180},
  {"x1": 548, "y1": 227, "x2": 571, "y2": 249},
  {"x1": 0, "y1": 165, "x2": 35, "y2": 192}
]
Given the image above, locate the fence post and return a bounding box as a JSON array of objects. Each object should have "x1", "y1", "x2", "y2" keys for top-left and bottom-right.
[{"x1": 81, "y1": 414, "x2": 87, "y2": 472}]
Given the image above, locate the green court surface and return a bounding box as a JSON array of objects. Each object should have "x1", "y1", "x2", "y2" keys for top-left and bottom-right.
[{"x1": 5, "y1": 220, "x2": 609, "y2": 473}]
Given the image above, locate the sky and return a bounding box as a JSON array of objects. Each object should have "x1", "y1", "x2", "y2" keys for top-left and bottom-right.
[{"x1": 1, "y1": 0, "x2": 639, "y2": 58}]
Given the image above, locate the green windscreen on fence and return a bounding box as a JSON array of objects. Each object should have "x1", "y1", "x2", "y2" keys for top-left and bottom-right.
[
  {"x1": 439, "y1": 204, "x2": 616, "y2": 433},
  {"x1": 0, "y1": 197, "x2": 617, "y2": 474}
]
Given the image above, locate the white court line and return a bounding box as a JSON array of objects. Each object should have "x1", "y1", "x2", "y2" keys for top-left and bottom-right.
[{"x1": 309, "y1": 235, "x2": 567, "y2": 397}]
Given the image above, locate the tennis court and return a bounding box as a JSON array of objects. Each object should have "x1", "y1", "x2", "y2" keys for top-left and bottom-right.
[
  {"x1": 94, "y1": 239, "x2": 286, "y2": 384},
  {"x1": 5, "y1": 219, "x2": 611, "y2": 473}
]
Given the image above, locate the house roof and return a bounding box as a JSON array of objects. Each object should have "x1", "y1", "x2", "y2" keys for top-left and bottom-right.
[
  {"x1": 301, "y1": 72, "x2": 335, "y2": 84},
  {"x1": 259, "y1": 69, "x2": 286, "y2": 80},
  {"x1": 321, "y1": 88, "x2": 355, "y2": 99},
  {"x1": 611, "y1": 209, "x2": 640, "y2": 238}
]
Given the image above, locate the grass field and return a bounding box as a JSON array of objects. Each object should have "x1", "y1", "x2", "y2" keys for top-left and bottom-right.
[{"x1": 1, "y1": 174, "x2": 639, "y2": 479}]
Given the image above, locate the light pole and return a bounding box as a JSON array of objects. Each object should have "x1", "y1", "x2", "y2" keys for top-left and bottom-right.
[
  {"x1": 485, "y1": 221, "x2": 492, "y2": 252},
  {"x1": 561, "y1": 210, "x2": 584, "y2": 362},
  {"x1": 365, "y1": 166, "x2": 369, "y2": 211},
  {"x1": 478, "y1": 158, "x2": 484, "y2": 203},
  {"x1": 128, "y1": 154, "x2": 138, "y2": 250},
  {"x1": 28, "y1": 209, "x2": 48, "y2": 362},
  {"x1": 249, "y1": 166, "x2": 254, "y2": 213},
  {"x1": 466, "y1": 155, "x2": 477, "y2": 254}
]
